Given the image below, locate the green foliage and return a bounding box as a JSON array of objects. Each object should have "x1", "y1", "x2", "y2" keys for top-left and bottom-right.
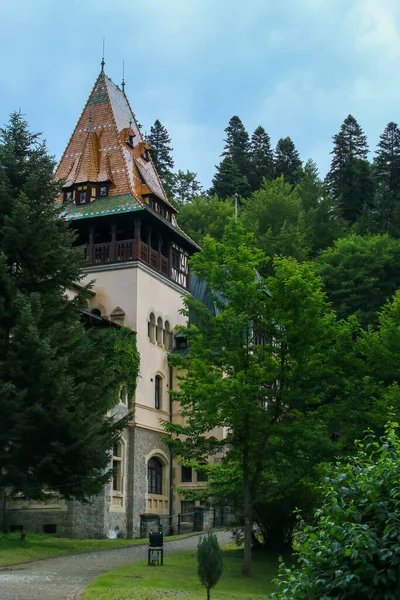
[
  {"x1": 315, "y1": 233, "x2": 400, "y2": 328},
  {"x1": 274, "y1": 137, "x2": 303, "y2": 185},
  {"x1": 0, "y1": 112, "x2": 138, "y2": 502},
  {"x1": 221, "y1": 115, "x2": 250, "y2": 177},
  {"x1": 197, "y1": 533, "x2": 223, "y2": 599},
  {"x1": 241, "y1": 178, "x2": 309, "y2": 270},
  {"x1": 172, "y1": 169, "x2": 203, "y2": 206},
  {"x1": 248, "y1": 125, "x2": 274, "y2": 191},
  {"x1": 176, "y1": 195, "x2": 235, "y2": 246},
  {"x1": 146, "y1": 119, "x2": 174, "y2": 195},
  {"x1": 164, "y1": 221, "x2": 372, "y2": 574},
  {"x1": 209, "y1": 156, "x2": 250, "y2": 200},
  {"x1": 274, "y1": 423, "x2": 400, "y2": 600},
  {"x1": 372, "y1": 122, "x2": 400, "y2": 236},
  {"x1": 326, "y1": 114, "x2": 374, "y2": 224}
]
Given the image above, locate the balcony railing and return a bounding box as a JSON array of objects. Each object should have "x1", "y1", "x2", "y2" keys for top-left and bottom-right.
[{"x1": 84, "y1": 238, "x2": 189, "y2": 289}]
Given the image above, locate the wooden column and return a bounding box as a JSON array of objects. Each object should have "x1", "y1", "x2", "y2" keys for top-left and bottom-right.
[
  {"x1": 134, "y1": 218, "x2": 141, "y2": 260},
  {"x1": 147, "y1": 227, "x2": 152, "y2": 264},
  {"x1": 88, "y1": 226, "x2": 94, "y2": 264},
  {"x1": 110, "y1": 222, "x2": 117, "y2": 262},
  {"x1": 158, "y1": 236, "x2": 162, "y2": 271}
]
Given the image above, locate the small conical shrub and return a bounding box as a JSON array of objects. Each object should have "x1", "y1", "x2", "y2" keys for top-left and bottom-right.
[{"x1": 197, "y1": 532, "x2": 223, "y2": 600}]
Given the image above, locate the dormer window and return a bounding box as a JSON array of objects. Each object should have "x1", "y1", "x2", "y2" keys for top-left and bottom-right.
[
  {"x1": 100, "y1": 185, "x2": 107, "y2": 197},
  {"x1": 64, "y1": 190, "x2": 72, "y2": 203},
  {"x1": 128, "y1": 135, "x2": 134, "y2": 147},
  {"x1": 79, "y1": 191, "x2": 87, "y2": 204}
]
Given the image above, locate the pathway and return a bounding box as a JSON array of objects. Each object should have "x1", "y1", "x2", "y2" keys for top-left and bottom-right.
[{"x1": 0, "y1": 530, "x2": 231, "y2": 600}]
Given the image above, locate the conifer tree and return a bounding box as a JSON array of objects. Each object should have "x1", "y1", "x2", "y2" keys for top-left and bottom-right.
[
  {"x1": 146, "y1": 119, "x2": 174, "y2": 194},
  {"x1": 373, "y1": 122, "x2": 400, "y2": 234},
  {"x1": 209, "y1": 156, "x2": 250, "y2": 200},
  {"x1": 274, "y1": 137, "x2": 303, "y2": 185},
  {"x1": 0, "y1": 113, "x2": 138, "y2": 511},
  {"x1": 221, "y1": 115, "x2": 250, "y2": 176},
  {"x1": 326, "y1": 114, "x2": 374, "y2": 224},
  {"x1": 248, "y1": 125, "x2": 274, "y2": 191},
  {"x1": 172, "y1": 169, "x2": 203, "y2": 206},
  {"x1": 197, "y1": 533, "x2": 223, "y2": 600}
]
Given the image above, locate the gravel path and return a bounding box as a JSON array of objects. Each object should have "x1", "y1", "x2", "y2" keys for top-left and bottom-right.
[{"x1": 0, "y1": 530, "x2": 231, "y2": 600}]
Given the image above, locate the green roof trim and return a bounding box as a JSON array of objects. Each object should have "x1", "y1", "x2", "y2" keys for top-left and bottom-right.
[{"x1": 61, "y1": 194, "x2": 143, "y2": 221}]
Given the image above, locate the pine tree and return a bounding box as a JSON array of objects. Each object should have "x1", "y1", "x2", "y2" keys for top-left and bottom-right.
[
  {"x1": 221, "y1": 115, "x2": 250, "y2": 176},
  {"x1": 248, "y1": 125, "x2": 274, "y2": 191},
  {"x1": 209, "y1": 156, "x2": 250, "y2": 200},
  {"x1": 274, "y1": 137, "x2": 303, "y2": 185},
  {"x1": 197, "y1": 533, "x2": 223, "y2": 599},
  {"x1": 146, "y1": 119, "x2": 174, "y2": 193},
  {"x1": 326, "y1": 114, "x2": 374, "y2": 224},
  {"x1": 0, "y1": 113, "x2": 138, "y2": 509},
  {"x1": 172, "y1": 169, "x2": 203, "y2": 206},
  {"x1": 373, "y1": 122, "x2": 400, "y2": 234}
]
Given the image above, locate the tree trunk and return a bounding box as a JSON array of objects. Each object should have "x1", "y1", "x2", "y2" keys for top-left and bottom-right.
[
  {"x1": 241, "y1": 470, "x2": 252, "y2": 577},
  {"x1": 0, "y1": 488, "x2": 7, "y2": 533},
  {"x1": 207, "y1": 586, "x2": 210, "y2": 600}
]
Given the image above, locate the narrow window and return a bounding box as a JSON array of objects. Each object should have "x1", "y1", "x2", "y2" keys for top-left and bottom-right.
[
  {"x1": 148, "y1": 457, "x2": 162, "y2": 495},
  {"x1": 163, "y1": 321, "x2": 171, "y2": 349},
  {"x1": 181, "y1": 465, "x2": 192, "y2": 483},
  {"x1": 148, "y1": 313, "x2": 156, "y2": 343},
  {"x1": 156, "y1": 317, "x2": 163, "y2": 345},
  {"x1": 112, "y1": 442, "x2": 123, "y2": 493},
  {"x1": 155, "y1": 375, "x2": 162, "y2": 409}
]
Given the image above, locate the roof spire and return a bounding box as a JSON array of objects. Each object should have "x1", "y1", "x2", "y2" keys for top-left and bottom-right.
[
  {"x1": 121, "y1": 59, "x2": 125, "y2": 93},
  {"x1": 101, "y1": 37, "x2": 105, "y2": 73}
]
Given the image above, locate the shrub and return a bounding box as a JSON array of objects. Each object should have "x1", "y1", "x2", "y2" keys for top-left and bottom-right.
[{"x1": 197, "y1": 532, "x2": 223, "y2": 600}]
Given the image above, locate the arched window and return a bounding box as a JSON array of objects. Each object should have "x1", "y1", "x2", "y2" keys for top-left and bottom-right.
[
  {"x1": 163, "y1": 321, "x2": 171, "y2": 349},
  {"x1": 148, "y1": 457, "x2": 162, "y2": 495},
  {"x1": 112, "y1": 441, "x2": 123, "y2": 493},
  {"x1": 155, "y1": 375, "x2": 162, "y2": 409},
  {"x1": 156, "y1": 317, "x2": 163, "y2": 345},
  {"x1": 148, "y1": 313, "x2": 155, "y2": 343}
]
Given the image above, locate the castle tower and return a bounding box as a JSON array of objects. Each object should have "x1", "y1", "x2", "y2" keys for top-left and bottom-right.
[{"x1": 4, "y1": 66, "x2": 206, "y2": 539}]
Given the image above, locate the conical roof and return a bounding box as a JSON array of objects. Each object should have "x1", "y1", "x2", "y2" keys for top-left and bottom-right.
[{"x1": 55, "y1": 69, "x2": 199, "y2": 250}]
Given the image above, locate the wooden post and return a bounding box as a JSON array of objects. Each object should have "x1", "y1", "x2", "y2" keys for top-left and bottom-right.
[
  {"x1": 88, "y1": 226, "x2": 94, "y2": 264},
  {"x1": 147, "y1": 227, "x2": 152, "y2": 264},
  {"x1": 158, "y1": 236, "x2": 162, "y2": 271},
  {"x1": 134, "y1": 218, "x2": 141, "y2": 260},
  {"x1": 110, "y1": 222, "x2": 117, "y2": 262}
]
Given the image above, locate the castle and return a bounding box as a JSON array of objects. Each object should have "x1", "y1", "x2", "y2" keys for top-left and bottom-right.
[{"x1": 5, "y1": 64, "x2": 225, "y2": 538}]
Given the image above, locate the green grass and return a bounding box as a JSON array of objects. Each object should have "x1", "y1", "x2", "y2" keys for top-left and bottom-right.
[
  {"x1": 81, "y1": 544, "x2": 280, "y2": 599},
  {"x1": 0, "y1": 530, "x2": 200, "y2": 567}
]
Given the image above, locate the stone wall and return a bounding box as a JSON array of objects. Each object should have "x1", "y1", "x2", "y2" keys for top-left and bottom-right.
[{"x1": 128, "y1": 426, "x2": 170, "y2": 538}]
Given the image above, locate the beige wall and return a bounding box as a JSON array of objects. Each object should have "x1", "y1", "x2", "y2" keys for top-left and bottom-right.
[{"x1": 80, "y1": 263, "x2": 186, "y2": 432}]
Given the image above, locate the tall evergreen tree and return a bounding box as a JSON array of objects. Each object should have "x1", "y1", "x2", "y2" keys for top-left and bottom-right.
[
  {"x1": 0, "y1": 113, "x2": 139, "y2": 510},
  {"x1": 146, "y1": 119, "x2": 174, "y2": 195},
  {"x1": 274, "y1": 137, "x2": 303, "y2": 185},
  {"x1": 172, "y1": 169, "x2": 203, "y2": 206},
  {"x1": 372, "y1": 122, "x2": 400, "y2": 235},
  {"x1": 248, "y1": 125, "x2": 274, "y2": 191},
  {"x1": 326, "y1": 114, "x2": 374, "y2": 224},
  {"x1": 221, "y1": 115, "x2": 250, "y2": 176},
  {"x1": 209, "y1": 156, "x2": 250, "y2": 200}
]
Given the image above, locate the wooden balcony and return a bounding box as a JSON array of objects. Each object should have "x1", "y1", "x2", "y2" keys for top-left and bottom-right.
[{"x1": 84, "y1": 239, "x2": 188, "y2": 289}]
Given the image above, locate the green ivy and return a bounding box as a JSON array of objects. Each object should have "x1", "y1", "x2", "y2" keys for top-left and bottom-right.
[{"x1": 95, "y1": 326, "x2": 140, "y2": 405}]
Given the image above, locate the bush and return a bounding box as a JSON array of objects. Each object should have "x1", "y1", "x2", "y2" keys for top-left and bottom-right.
[
  {"x1": 197, "y1": 532, "x2": 223, "y2": 600},
  {"x1": 273, "y1": 422, "x2": 400, "y2": 600}
]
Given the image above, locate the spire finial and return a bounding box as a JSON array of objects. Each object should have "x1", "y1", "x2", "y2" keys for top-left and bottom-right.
[
  {"x1": 121, "y1": 59, "x2": 125, "y2": 93},
  {"x1": 101, "y1": 38, "x2": 105, "y2": 73}
]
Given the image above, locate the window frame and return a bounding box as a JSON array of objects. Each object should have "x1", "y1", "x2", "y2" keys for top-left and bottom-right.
[
  {"x1": 148, "y1": 457, "x2": 163, "y2": 495},
  {"x1": 155, "y1": 375, "x2": 162, "y2": 410}
]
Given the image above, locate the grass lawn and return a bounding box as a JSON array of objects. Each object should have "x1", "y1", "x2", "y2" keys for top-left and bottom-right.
[
  {"x1": 0, "y1": 530, "x2": 200, "y2": 567},
  {"x1": 81, "y1": 544, "x2": 280, "y2": 599}
]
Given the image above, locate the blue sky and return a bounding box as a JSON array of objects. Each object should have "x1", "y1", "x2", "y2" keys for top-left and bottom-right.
[{"x1": 1, "y1": 0, "x2": 399, "y2": 189}]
